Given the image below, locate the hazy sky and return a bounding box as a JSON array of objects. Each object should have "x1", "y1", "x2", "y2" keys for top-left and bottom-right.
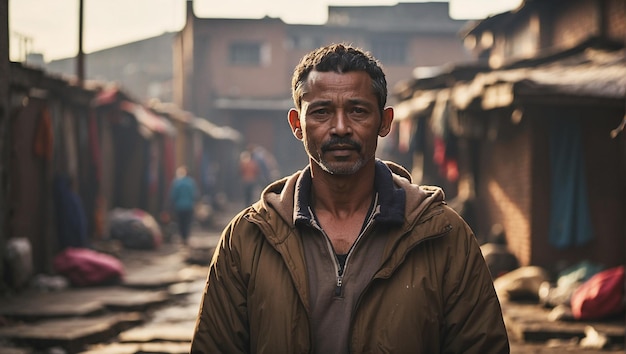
[{"x1": 9, "y1": 0, "x2": 522, "y2": 62}]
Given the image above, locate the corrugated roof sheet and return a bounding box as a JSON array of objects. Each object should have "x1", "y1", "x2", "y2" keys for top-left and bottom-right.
[
  {"x1": 395, "y1": 47, "x2": 626, "y2": 120},
  {"x1": 192, "y1": 118, "x2": 242, "y2": 142},
  {"x1": 451, "y1": 48, "x2": 626, "y2": 109}
]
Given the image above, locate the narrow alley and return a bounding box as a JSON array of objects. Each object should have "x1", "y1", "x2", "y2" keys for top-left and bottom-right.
[{"x1": 0, "y1": 201, "x2": 623, "y2": 353}]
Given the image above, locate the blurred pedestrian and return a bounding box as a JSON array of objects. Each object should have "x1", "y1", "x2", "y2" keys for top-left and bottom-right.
[
  {"x1": 169, "y1": 165, "x2": 198, "y2": 245},
  {"x1": 239, "y1": 149, "x2": 260, "y2": 206},
  {"x1": 250, "y1": 144, "x2": 280, "y2": 184}
]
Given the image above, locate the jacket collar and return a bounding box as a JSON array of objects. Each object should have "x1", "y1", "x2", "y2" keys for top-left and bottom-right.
[
  {"x1": 293, "y1": 159, "x2": 405, "y2": 227},
  {"x1": 257, "y1": 159, "x2": 447, "y2": 265}
]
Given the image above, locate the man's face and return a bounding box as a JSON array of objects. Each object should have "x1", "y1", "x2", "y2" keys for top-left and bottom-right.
[{"x1": 288, "y1": 70, "x2": 393, "y2": 175}]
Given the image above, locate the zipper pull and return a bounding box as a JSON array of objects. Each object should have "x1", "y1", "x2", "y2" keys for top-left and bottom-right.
[{"x1": 335, "y1": 275, "x2": 343, "y2": 296}]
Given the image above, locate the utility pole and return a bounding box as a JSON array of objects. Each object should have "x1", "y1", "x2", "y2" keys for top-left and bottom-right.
[
  {"x1": 77, "y1": 0, "x2": 84, "y2": 85},
  {"x1": 0, "y1": 0, "x2": 11, "y2": 292},
  {"x1": 11, "y1": 31, "x2": 32, "y2": 62}
]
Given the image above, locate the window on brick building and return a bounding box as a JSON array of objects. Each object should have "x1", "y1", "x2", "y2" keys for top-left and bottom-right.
[
  {"x1": 288, "y1": 35, "x2": 323, "y2": 50},
  {"x1": 230, "y1": 42, "x2": 268, "y2": 66},
  {"x1": 371, "y1": 38, "x2": 408, "y2": 65}
]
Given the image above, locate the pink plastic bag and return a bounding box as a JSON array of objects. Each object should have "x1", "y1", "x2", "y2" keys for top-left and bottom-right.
[
  {"x1": 570, "y1": 265, "x2": 625, "y2": 320},
  {"x1": 53, "y1": 248, "x2": 125, "y2": 286}
]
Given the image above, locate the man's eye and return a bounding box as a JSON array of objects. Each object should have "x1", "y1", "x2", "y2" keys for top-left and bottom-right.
[
  {"x1": 312, "y1": 109, "x2": 329, "y2": 115},
  {"x1": 352, "y1": 107, "x2": 367, "y2": 114}
]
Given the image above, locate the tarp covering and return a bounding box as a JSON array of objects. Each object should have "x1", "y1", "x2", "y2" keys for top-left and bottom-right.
[
  {"x1": 548, "y1": 117, "x2": 593, "y2": 249},
  {"x1": 148, "y1": 101, "x2": 194, "y2": 124},
  {"x1": 193, "y1": 117, "x2": 242, "y2": 142},
  {"x1": 121, "y1": 101, "x2": 175, "y2": 138}
]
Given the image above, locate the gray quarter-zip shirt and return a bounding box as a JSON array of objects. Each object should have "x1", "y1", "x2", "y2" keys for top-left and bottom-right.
[{"x1": 294, "y1": 161, "x2": 406, "y2": 353}]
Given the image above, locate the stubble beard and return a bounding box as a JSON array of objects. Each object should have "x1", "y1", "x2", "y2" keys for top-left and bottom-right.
[
  {"x1": 305, "y1": 137, "x2": 363, "y2": 175},
  {"x1": 318, "y1": 157, "x2": 365, "y2": 175},
  {"x1": 311, "y1": 148, "x2": 375, "y2": 175}
]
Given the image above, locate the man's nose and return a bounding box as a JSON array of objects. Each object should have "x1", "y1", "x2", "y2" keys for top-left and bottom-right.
[{"x1": 331, "y1": 111, "x2": 352, "y2": 136}]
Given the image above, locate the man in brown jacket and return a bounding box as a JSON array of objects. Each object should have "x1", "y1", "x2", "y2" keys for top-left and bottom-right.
[{"x1": 191, "y1": 43, "x2": 509, "y2": 353}]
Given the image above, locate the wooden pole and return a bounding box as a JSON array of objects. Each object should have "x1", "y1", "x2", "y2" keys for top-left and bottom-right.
[
  {"x1": 77, "y1": 0, "x2": 84, "y2": 85},
  {"x1": 0, "y1": 0, "x2": 11, "y2": 292}
]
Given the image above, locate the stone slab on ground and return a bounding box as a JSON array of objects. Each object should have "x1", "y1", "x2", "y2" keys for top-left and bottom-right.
[
  {"x1": 0, "y1": 291, "x2": 103, "y2": 320},
  {"x1": 510, "y1": 340, "x2": 626, "y2": 354},
  {"x1": 149, "y1": 300, "x2": 201, "y2": 323},
  {"x1": 123, "y1": 272, "x2": 186, "y2": 289},
  {"x1": 185, "y1": 246, "x2": 215, "y2": 265},
  {"x1": 80, "y1": 341, "x2": 190, "y2": 354},
  {"x1": 0, "y1": 345, "x2": 32, "y2": 354},
  {"x1": 0, "y1": 287, "x2": 171, "y2": 320},
  {"x1": 0, "y1": 312, "x2": 143, "y2": 353},
  {"x1": 503, "y1": 302, "x2": 625, "y2": 347},
  {"x1": 118, "y1": 322, "x2": 195, "y2": 342},
  {"x1": 76, "y1": 287, "x2": 171, "y2": 311},
  {"x1": 120, "y1": 249, "x2": 191, "y2": 289}
]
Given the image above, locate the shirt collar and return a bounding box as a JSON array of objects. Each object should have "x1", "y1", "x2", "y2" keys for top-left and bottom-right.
[{"x1": 293, "y1": 160, "x2": 405, "y2": 226}]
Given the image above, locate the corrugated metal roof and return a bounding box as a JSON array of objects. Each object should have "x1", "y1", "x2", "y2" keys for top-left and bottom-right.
[
  {"x1": 147, "y1": 100, "x2": 242, "y2": 141},
  {"x1": 394, "y1": 47, "x2": 626, "y2": 120},
  {"x1": 121, "y1": 101, "x2": 176, "y2": 138},
  {"x1": 451, "y1": 48, "x2": 626, "y2": 109},
  {"x1": 192, "y1": 118, "x2": 242, "y2": 142}
]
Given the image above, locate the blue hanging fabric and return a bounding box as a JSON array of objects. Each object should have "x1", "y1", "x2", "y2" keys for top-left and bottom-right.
[{"x1": 549, "y1": 117, "x2": 593, "y2": 249}]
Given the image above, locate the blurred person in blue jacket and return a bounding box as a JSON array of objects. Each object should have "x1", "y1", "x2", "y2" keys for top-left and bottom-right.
[{"x1": 170, "y1": 165, "x2": 198, "y2": 245}]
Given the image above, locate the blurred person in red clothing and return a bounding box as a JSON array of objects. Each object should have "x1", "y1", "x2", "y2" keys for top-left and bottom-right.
[{"x1": 239, "y1": 149, "x2": 260, "y2": 206}]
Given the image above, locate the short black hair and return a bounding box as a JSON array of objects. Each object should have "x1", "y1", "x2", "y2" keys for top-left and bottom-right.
[{"x1": 291, "y1": 43, "x2": 388, "y2": 114}]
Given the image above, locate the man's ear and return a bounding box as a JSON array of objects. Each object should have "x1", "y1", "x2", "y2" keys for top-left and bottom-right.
[
  {"x1": 378, "y1": 107, "x2": 394, "y2": 137},
  {"x1": 288, "y1": 109, "x2": 303, "y2": 140}
]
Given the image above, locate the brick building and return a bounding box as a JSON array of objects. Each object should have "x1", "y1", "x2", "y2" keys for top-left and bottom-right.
[
  {"x1": 174, "y1": 0, "x2": 470, "y2": 177},
  {"x1": 393, "y1": 0, "x2": 626, "y2": 269}
]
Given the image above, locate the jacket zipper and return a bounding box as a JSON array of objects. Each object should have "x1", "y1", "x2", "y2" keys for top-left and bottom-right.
[
  {"x1": 309, "y1": 203, "x2": 379, "y2": 297},
  {"x1": 309, "y1": 217, "x2": 343, "y2": 296}
]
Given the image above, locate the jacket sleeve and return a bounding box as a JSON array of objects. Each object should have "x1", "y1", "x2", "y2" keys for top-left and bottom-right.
[
  {"x1": 191, "y1": 218, "x2": 250, "y2": 354},
  {"x1": 440, "y1": 207, "x2": 510, "y2": 354}
]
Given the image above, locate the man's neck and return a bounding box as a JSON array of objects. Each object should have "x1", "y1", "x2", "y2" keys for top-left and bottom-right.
[{"x1": 309, "y1": 162, "x2": 376, "y2": 217}]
